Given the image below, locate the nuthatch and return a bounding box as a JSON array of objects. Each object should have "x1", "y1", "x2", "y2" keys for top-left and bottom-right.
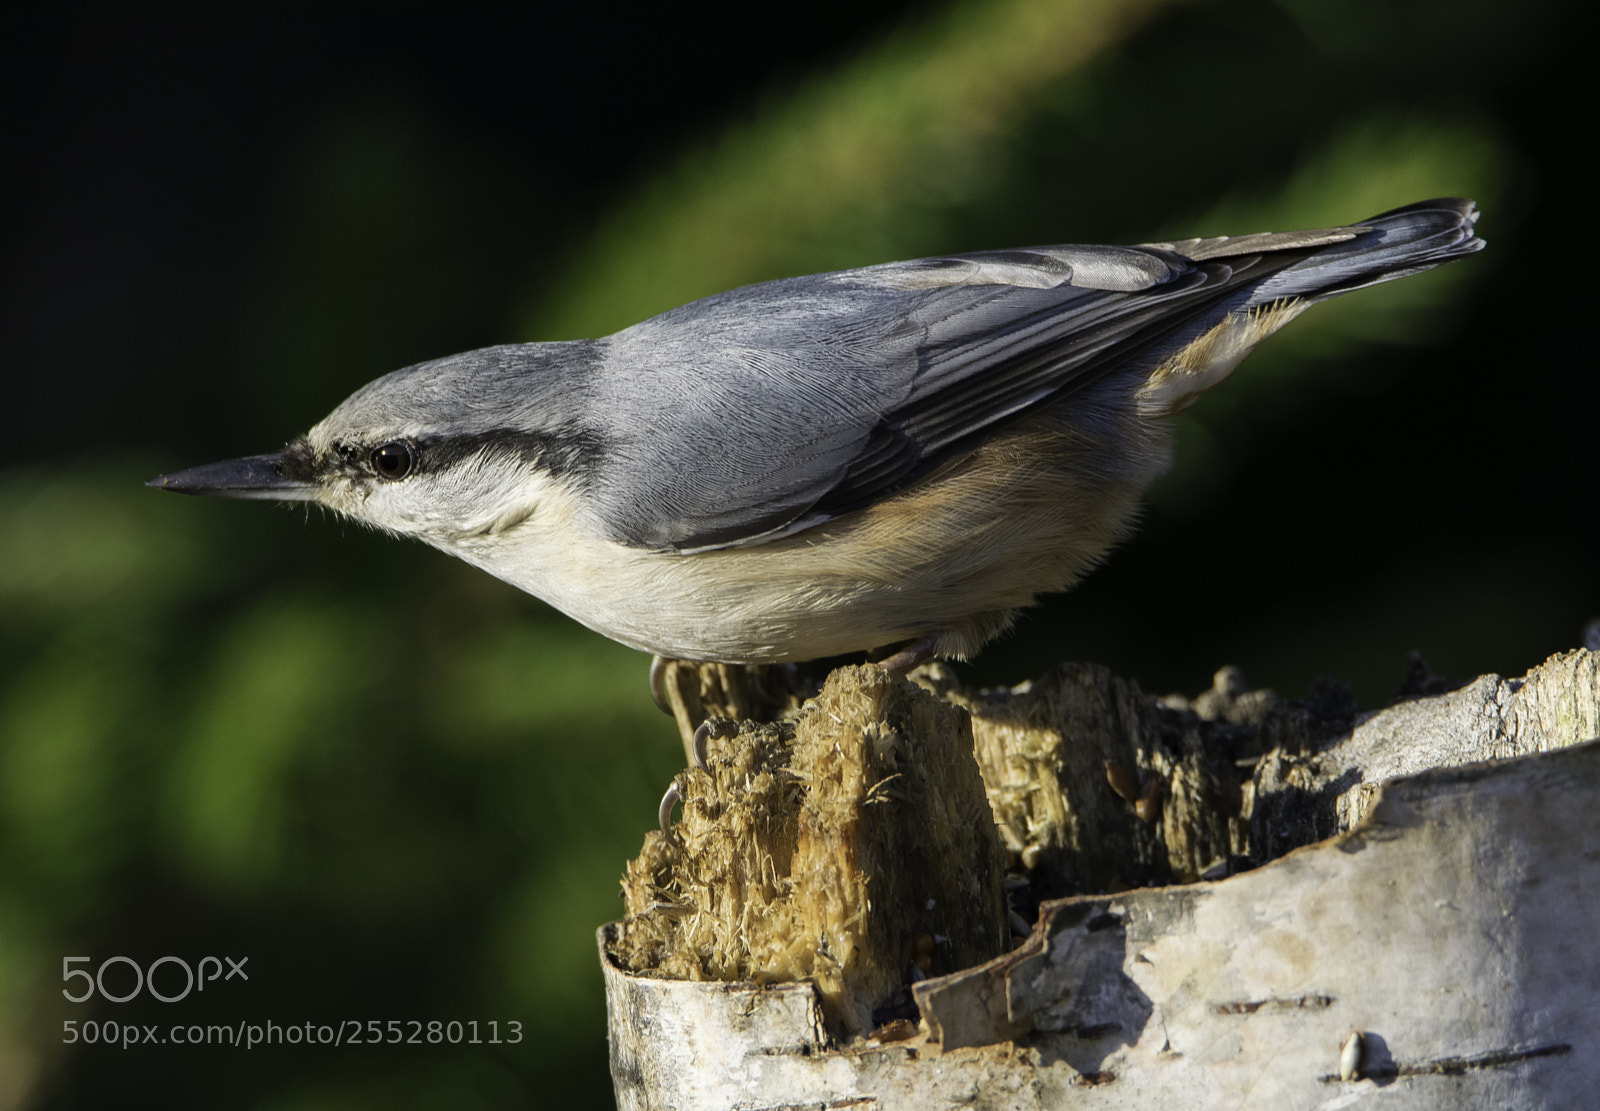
[{"x1": 150, "y1": 199, "x2": 1483, "y2": 671}]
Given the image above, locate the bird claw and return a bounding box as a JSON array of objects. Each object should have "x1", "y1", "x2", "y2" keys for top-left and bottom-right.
[
  {"x1": 689, "y1": 717, "x2": 741, "y2": 770},
  {"x1": 660, "y1": 719, "x2": 739, "y2": 830},
  {"x1": 691, "y1": 720, "x2": 712, "y2": 770},
  {"x1": 657, "y1": 779, "x2": 682, "y2": 835},
  {"x1": 649, "y1": 655, "x2": 672, "y2": 714}
]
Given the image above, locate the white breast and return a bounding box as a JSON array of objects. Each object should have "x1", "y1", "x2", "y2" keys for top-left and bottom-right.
[{"x1": 435, "y1": 411, "x2": 1172, "y2": 664}]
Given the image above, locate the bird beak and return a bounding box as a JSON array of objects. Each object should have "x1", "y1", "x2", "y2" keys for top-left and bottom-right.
[{"x1": 146, "y1": 453, "x2": 319, "y2": 501}]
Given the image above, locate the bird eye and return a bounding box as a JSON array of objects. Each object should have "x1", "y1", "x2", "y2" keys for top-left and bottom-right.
[{"x1": 370, "y1": 441, "x2": 414, "y2": 480}]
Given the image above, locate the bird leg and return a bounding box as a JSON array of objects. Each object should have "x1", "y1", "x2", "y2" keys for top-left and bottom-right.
[{"x1": 874, "y1": 636, "x2": 939, "y2": 673}]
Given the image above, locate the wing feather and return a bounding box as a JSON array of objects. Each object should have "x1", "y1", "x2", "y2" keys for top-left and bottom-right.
[{"x1": 588, "y1": 200, "x2": 1481, "y2": 552}]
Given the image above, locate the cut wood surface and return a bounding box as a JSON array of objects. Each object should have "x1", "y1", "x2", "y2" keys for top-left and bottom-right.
[{"x1": 604, "y1": 648, "x2": 1600, "y2": 1109}]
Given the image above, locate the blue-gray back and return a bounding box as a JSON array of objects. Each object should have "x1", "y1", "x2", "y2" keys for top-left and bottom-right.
[{"x1": 577, "y1": 199, "x2": 1481, "y2": 553}]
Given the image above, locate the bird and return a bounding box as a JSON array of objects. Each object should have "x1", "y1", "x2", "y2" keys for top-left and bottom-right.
[{"x1": 149, "y1": 198, "x2": 1484, "y2": 673}]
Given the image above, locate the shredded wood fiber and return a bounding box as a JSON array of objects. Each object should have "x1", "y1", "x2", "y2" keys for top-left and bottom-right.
[{"x1": 613, "y1": 665, "x2": 1007, "y2": 1036}]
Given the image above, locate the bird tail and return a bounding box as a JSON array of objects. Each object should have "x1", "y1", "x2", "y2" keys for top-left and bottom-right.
[
  {"x1": 1132, "y1": 200, "x2": 1485, "y2": 417},
  {"x1": 1250, "y1": 197, "x2": 1485, "y2": 304}
]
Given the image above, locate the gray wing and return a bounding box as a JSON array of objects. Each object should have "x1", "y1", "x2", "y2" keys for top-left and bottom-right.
[{"x1": 587, "y1": 199, "x2": 1480, "y2": 552}]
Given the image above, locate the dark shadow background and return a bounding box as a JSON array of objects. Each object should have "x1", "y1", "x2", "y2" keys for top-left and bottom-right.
[{"x1": 2, "y1": 1, "x2": 1594, "y2": 1107}]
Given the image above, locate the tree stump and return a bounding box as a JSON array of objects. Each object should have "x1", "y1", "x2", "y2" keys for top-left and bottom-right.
[{"x1": 602, "y1": 648, "x2": 1600, "y2": 1109}]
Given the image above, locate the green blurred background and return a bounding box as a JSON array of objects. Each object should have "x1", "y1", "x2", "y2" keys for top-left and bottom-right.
[{"x1": 2, "y1": 0, "x2": 1595, "y2": 1106}]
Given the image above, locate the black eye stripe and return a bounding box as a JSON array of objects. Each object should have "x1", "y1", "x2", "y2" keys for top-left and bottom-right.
[
  {"x1": 370, "y1": 441, "x2": 415, "y2": 480},
  {"x1": 412, "y1": 427, "x2": 606, "y2": 482}
]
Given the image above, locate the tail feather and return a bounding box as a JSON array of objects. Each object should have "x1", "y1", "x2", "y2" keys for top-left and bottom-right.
[{"x1": 1250, "y1": 198, "x2": 1485, "y2": 304}]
